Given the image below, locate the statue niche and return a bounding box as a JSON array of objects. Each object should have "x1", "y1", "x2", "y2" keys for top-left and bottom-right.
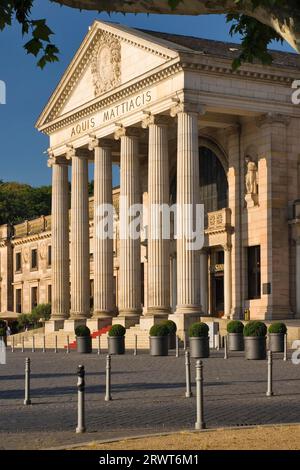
[{"x1": 245, "y1": 155, "x2": 259, "y2": 208}]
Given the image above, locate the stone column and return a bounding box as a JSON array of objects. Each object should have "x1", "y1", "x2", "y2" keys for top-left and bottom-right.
[
  {"x1": 46, "y1": 155, "x2": 70, "y2": 332},
  {"x1": 296, "y1": 241, "x2": 300, "y2": 318},
  {"x1": 170, "y1": 254, "x2": 177, "y2": 313},
  {"x1": 170, "y1": 101, "x2": 203, "y2": 333},
  {"x1": 87, "y1": 138, "x2": 114, "y2": 331},
  {"x1": 200, "y1": 249, "x2": 208, "y2": 314},
  {"x1": 224, "y1": 244, "x2": 232, "y2": 319},
  {"x1": 141, "y1": 114, "x2": 170, "y2": 324},
  {"x1": 114, "y1": 126, "x2": 142, "y2": 327},
  {"x1": 65, "y1": 147, "x2": 90, "y2": 330}
]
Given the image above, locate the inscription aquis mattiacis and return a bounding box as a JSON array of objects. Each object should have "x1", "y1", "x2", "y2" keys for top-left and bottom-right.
[{"x1": 70, "y1": 90, "x2": 152, "y2": 138}]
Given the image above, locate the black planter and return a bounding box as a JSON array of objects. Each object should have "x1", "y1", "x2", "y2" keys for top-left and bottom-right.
[
  {"x1": 149, "y1": 336, "x2": 168, "y2": 356},
  {"x1": 269, "y1": 333, "x2": 284, "y2": 353},
  {"x1": 244, "y1": 336, "x2": 266, "y2": 360},
  {"x1": 168, "y1": 333, "x2": 176, "y2": 350},
  {"x1": 76, "y1": 336, "x2": 92, "y2": 354},
  {"x1": 189, "y1": 337, "x2": 210, "y2": 358},
  {"x1": 108, "y1": 336, "x2": 125, "y2": 355},
  {"x1": 228, "y1": 333, "x2": 244, "y2": 351}
]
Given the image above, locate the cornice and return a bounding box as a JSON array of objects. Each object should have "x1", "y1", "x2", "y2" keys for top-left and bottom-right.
[{"x1": 12, "y1": 232, "x2": 51, "y2": 246}]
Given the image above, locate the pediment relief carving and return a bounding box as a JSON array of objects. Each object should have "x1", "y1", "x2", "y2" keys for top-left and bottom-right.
[{"x1": 91, "y1": 32, "x2": 121, "y2": 97}]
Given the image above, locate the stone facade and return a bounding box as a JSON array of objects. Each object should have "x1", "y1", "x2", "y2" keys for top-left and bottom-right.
[{"x1": 1, "y1": 21, "x2": 300, "y2": 331}]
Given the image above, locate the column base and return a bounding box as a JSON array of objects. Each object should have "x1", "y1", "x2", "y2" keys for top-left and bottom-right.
[
  {"x1": 86, "y1": 317, "x2": 113, "y2": 332},
  {"x1": 113, "y1": 316, "x2": 140, "y2": 328},
  {"x1": 170, "y1": 312, "x2": 201, "y2": 340},
  {"x1": 139, "y1": 315, "x2": 168, "y2": 331},
  {"x1": 44, "y1": 319, "x2": 65, "y2": 333},
  {"x1": 64, "y1": 319, "x2": 86, "y2": 332}
]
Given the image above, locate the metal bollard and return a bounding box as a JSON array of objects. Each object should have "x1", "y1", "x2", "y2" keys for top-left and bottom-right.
[
  {"x1": 176, "y1": 335, "x2": 179, "y2": 358},
  {"x1": 54, "y1": 335, "x2": 58, "y2": 353},
  {"x1": 195, "y1": 360, "x2": 206, "y2": 430},
  {"x1": 183, "y1": 331, "x2": 187, "y2": 351},
  {"x1": 185, "y1": 350, "x2": 193, "y2": 398},
  {"x1": 105, "y1": 354, "x2": 112, "y2": 401},
  {"x1": 11, "y1": 336, "x2": 14, "y2": 353},
  {"x1": 97, "y1": 335, "x2": 101, "y2": 355},
  {"x1": 134, "y1": 334, "x2": 137, "y2": 356},
  {"x1": 32, "y1": 336, "x2": 35, "y2": 353},
  {"x1": 66, "y1": 335, "x2": 70, "y2": 354},
  {"x1": 42, "y1": 335, "x2": 46, "y2": 353},
  {"x1": 224, "y1": 335, "x2": 228, "y2": 360},
  {"x1": 22, "y1": 337, "x2": 25, "y2": 353},
  {"x1": 24, "y1": 357, "x2": 32, "y2": 405},
  {"x1": 283, "y1": 334, "x2": 287, "y2": 362},
  {"x1": 266, "y1": 350, "x2": 274, "y2": 397},
  {"x1": 76, "y1": 365, "x2": 86, "y2": 433}
]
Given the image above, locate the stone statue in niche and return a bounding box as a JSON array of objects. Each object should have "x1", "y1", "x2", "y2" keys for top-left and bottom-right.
[{"x1": 245, "y1": 156, "x2": 259, "y2": 207}]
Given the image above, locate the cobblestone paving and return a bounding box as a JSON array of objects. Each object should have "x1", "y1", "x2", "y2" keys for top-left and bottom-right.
[{"x1": 0, "y1": 349, "x2": 299, "y2": 449}]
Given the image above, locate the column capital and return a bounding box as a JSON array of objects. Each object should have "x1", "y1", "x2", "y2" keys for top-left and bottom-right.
[
  {"x1": 223, "y1": 243, "x2": 232, "y2": 252},
  {"x1": 141, "y1": 112, "x2": 170, "y2": 129},
  {"x1": 114, "y1": 124, "x2": 140, "y2": 141},
  {"x1": 47, "y1": 149, "x2": 68, "y2": 168},
  {"x1": 88, "y1": 136, "x2": 113, "y2": 151},
  {"x1": 66, "y1": 145, "x2": 87, "y2": 160},
  {"x1": 256, "y1": 113, "x2": 290, "y2": 128},
  {"x1": 170, "y1": 99, "x2": 206, "y2": 118}
]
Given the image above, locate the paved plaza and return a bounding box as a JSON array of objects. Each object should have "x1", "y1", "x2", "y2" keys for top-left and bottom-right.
[{"x1": 0, "y1": 349, "x2": 300, "y2": 449}]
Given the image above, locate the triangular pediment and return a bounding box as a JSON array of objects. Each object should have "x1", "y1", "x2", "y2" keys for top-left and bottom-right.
[{"x1": 36, "y1": 21, "x2": 184, "y2": 130}]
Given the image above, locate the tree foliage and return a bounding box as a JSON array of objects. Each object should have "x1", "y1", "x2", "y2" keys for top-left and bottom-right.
[{"x1": 0, "y1": 1, "x2": 299, "y2": 69}]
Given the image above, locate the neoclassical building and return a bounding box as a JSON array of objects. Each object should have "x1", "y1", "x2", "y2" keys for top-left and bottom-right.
[{"x1": 1, "y1": 20, "x2": 300, "y2": 335}]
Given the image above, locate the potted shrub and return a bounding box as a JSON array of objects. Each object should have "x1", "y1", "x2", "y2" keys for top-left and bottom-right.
[
  {"x1": 149, "y1": 324, "x2": 169, "y2": 356},
  {"x1": 268, "y1": 322, "x2": 287, "y2": 353},
  {"x1": 75, "y1": 325, "x2": 92, "y2": 354},
  {"x1": 189, "y1": 322, "x2": 210, "y2": 358},
  {"x1": 244, "y1": 321, "x2": 267, "y2": 360},
  {"x1": 227, "y1": 320, "x2": 244, "y2": 351},
  {"x1": 162, "y1": 320, "x2": 177, "y2": 349},
  {"x1": 108, "y1": 324, "x2": 126, "y2": 355}
]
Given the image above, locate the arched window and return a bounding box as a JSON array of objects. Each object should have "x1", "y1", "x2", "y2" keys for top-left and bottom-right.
[
  {"x1": 170, "y1": 145, "x2": 228, "y2": 213},
  {"x1": 199, "y1": 146, "x2": 228, "y2": 214}
]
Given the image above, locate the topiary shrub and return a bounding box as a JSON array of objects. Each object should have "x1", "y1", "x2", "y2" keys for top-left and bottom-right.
[
  {"x1": 243, "y1": 321, "x2": 267, "y2": 337},
  {"x1": 75, "y1": 325, "x2": 91, "y2": 337},
  {"x1": 161, "y1": 320, "x2": 177, "y2": 335},
  {"x1": 189, "y1": 322, "x2": 209, "y2": 337},
  {"x1": 268, "y1": 322, "x2": 287, "y2": 334},
  {"x1": 227, "y1": 320, "x2": 244, "y2": 334},
  {"x1": 0, "y1": 320, "x2": 6, "y2": 329},
  {"x1": 0, "y1": 327, "x2": 6, "y2": 337},
  {"x1": 108, "y1": 324, "x2": 126, "y2": 337},
  {"x1": 149, "y1": 324, "x2": 169, "y2": 337}
]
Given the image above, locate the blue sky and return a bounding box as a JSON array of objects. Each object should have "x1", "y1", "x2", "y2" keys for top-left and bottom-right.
[{"x1": 0, "y1": 0, "x2": 294, "y2": 187}]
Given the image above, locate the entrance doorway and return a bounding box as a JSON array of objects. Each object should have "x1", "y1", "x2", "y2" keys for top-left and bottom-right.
[{"x1": 210, "y1": 249, "x2": 225, "y2": 317}]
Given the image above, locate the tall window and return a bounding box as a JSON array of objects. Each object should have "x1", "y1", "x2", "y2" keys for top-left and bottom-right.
[
  {"x1": 16, "y1": 289, "x2": 22, "y2": 313},
  {"x1": 199, "y1": 146, "x2": 228, "y2": 214},
  {"x1": 15, "y1": 252, "x2": 22, "y2": 272},
  {"x1": 31, "y1": 249, "x2": 38, "y2": 270},
  {"x1": 47, "y1": 245, "x2": 52, "y2": 267},
  {"x1": 247, "y1": 246, "x2": 261, "y2": 299},
  {"x1": 31, "y1": 286, "x2": 38, "y2": 309},
  {"x1": 48, "y1": 285, "x2": 52, "y2": 304}
]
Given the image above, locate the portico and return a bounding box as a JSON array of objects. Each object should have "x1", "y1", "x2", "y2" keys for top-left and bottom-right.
[{"x1": 31, "y1": 20, "x2": 300, "y2": 336}]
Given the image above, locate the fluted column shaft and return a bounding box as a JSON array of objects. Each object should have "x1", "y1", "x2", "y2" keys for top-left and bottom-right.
[
  {"x1": 200, "y1": 250, "x2": 208, "y2": 314},
  {"x1": 116, "y1": 129, "x2": 142, "y2": 319},
  {"x1": 224, "y1": 245, "x2": 232, "y2": 318},
  {"x1": 92, "y1": 139, "x2": 114, "y2": 317},
  {"x1": 144, "y1": 117, "x2": 170, "y2": 316},
  {"x1": 51, "y1": 160, "x2": 70, "y2": 319},
  {"x1": 70, "y1": 150, "x2": 90, "y2": 319},
  {"x1": 176, "y1": 110, "x2": 201, "y2": 314}
]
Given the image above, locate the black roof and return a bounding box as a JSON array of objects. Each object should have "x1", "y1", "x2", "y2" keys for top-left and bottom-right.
[{"x1": 140, "y1": 29, "x2": 300, "y2": 70}]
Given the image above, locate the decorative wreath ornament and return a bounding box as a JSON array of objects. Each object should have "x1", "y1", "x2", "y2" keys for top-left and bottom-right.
[{"x1": 91, "y1": 32, "x2": 121, "y2": 97}]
